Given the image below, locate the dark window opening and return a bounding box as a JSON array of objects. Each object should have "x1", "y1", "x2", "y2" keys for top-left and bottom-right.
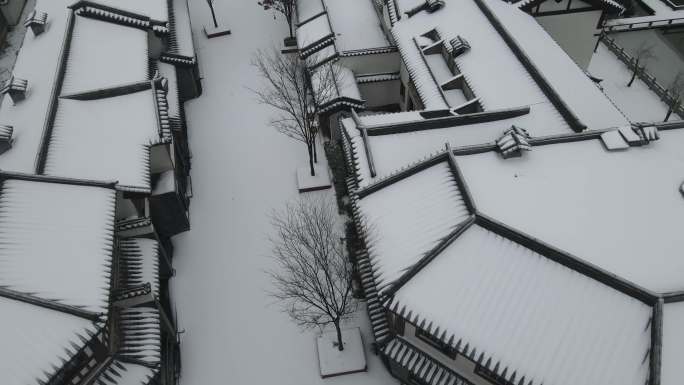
[
  {"x1": 415, "y1": 327, "x2": 457, "y2": 359},
  {"x1": 475, "y1": 365, "x2": 514, "y2": 385}
]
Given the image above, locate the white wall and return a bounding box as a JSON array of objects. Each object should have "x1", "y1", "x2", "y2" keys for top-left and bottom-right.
[
  {"x1": 340, "y1": 51, "x2": 401, "y2": 75},
  {"x1": 611, "y1": 29, "x2": 684, "y2": 85},
  {"x1": 358, "y1": 79, "x2": 401, "y2": 108},
  {"x1": 536, "y1": 10, "x2": 603, "y2": 69}
]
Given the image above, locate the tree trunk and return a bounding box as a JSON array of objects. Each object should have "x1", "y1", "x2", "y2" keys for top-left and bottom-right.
[
  {"x1": 287, "y1": 14, "x2": 293, "y2": 38},
  {"x1": 334, "y1": 320, "x2": 344, "y2": 351},
  {"x1": 313, "y1": 139, "x2": 318, "y2": 163},
  {"x1": 308, "y1": 142, "x2": 316, "y2": 177},
  {"x1": 209, "y1": 4, "x2": 219, "y2": 28},
  {"x1": 665, "y1": 105, "x2": 673, "y2": 122},
  {"x1": 628, "y1": 60, "x2": 639, "y2": 87}
]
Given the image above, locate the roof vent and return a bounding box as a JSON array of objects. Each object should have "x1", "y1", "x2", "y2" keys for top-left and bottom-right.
[
  {"x1": 426, "y1": 0, "x2": 446, "y2": 12},
  {"x1": 24, "y1": 10, "x2": 48, "y2": 36},
  {"x1": 1, "y1": 76, "x2": 28, "y2": 104},
  {"x1": 497, "y1": 125, "x2": 531, "y2": 159},
  {"x1": 0, "y1": 125, "x2": 13, "y2": 155},
  {"x1": 448, "y1": 36, "x2": 471, "y2": 57}
]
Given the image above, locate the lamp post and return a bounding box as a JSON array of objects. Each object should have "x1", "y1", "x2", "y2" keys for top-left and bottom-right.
[{"x1": 203, "y1": 0, "x2": 231, "y2": 38}]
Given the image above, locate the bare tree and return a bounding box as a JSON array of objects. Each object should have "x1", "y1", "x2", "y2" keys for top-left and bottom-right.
[
  {"x1": 251, "y1": 49, "x2": 340, "y2": 176},
  {"x1": 258, "y1": 0, "x2": 296, "y2": 42},
  {"x1": 665, "y1": 71, "x2": 684, "y2": 122},
  {"x1": 206, "y1": 0, "x2": 219, "y2": 28},
  {"x1": 628, "y1": 42, "x2": 656, "y2": 87},
  {"x1": 267, "y1": 196, "x2": 356, "y2": 351}
]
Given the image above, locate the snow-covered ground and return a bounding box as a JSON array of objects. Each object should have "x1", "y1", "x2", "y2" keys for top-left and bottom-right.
[
  {"x1": 170, "y1": 2, "x2": 397, "y2": 385},
  {"x1": 588, "y1": 42, "x2": 681, "y2": 123}
]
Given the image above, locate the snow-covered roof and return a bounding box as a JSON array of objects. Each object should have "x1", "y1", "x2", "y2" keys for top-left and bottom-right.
[
  {"x1": 0, "y1": 1, "x2": 74, "y2": 172},
  {"x1": 296, "y1": 0, "x2": 392, "y2": 60},
  {"x1": 341, "y1": 106, "x2": 564, "y2": 186},
  {"x1": 167, "y1": 0, "x2": 196, "y2": 59},
  {"x1": 312, "y1": 63, "x2": 365, "y2": 113},
  {"x1": 62, "y1": 15, "x2": 149, "y2": 95},
  {"x1": 515, "y1": 0, "x2": 625, "y2": 13},
  {"x1": 91, "y1": 360, "x2": 158, "y2": 385},
  {"x1": 0, "y1": 177, "x2": 116, "y2": 314},
  {"x1": 662, "y1": 301, "x2": 684, "y2": 385},
  {"x1": 44, "y1": 85, "x2": 166, "y2": 192},
  {"x1": 158, "y1": 61, "x2": 181, "y2": 123},
  {"x1": 391, "y1": 0, "x2": 629, "y2": 129},
  {"x1": 322, "y1": 0, "x2": 391, "y2": 52},
  {"x1": 348, "y1": 124, "x2": 684, "y2": 385},
  {"x1": 297, "y1": 0, "x2": 326, "y2": 24},
  {"x1": 389, "y1": 224, "x2": 652, "y2": 385},
  {"x1": 0, "y1": 296, "x2": 102, "y2": 385},
  {"x1": 457, "y1": 127, "x2": 684, "y2": 294},
  {"x1": 119, "y1": 238, "x2": 161, "y2": 299},
  {"x1": 356, "y1": 160, "x2": 470, "y2": 290},
  {"x1": 82, "y1": 0, "x2": 169, "y2": 23},
  {"x1": 296, "y1": 11, "x2": 335, "y2": 57},
  {"x1": 0, "y1": 1, "x2": 183, "y2": 177}
]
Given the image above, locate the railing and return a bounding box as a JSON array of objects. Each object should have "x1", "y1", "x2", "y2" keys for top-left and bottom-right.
[
  {"x1": 602, "y1": 36, "x2": 684, "y2": 118},
  {"x1": 603, "y1": 16, "x2": 684, "y2": 32}
]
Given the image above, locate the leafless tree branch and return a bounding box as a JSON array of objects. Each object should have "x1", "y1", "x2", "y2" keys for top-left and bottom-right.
[{"x1": 266, "y1": 196, "x2": 357, "y2": 351}]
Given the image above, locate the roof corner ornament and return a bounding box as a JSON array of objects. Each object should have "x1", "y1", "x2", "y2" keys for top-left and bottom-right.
[
  {"x1": 497, "y1": 125, "x2": 531, "y2": 159},
  {"x1": 425, "y1": 0, "x2": 446, "y2": 12},
  {"x1": 24, "y1": 10, "x2": 48, "y2": 36},
  {"x1": 1, "y1": 76, "x2": 28, "y2": 104},
  {"x1": 0, "y1": 125, "x2": 13, "y2": 155},
  {"x1": 634, "y1": 125, "x2": 659, "y2": 144},
  {"x1": 449, "y1": 36, "x2": 471, "y2": 58}
]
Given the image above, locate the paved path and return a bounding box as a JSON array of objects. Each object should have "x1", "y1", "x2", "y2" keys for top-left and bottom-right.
[{"x1": 171, "y1": 2, "x2": 397, "y2": 384}]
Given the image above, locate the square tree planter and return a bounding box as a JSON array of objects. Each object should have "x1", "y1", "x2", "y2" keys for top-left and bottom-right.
[
  {"x1": 204, "y1": 24, "x2": 231, "y2": 38},
  {"x1": 316, "y1": 327, "x2": 367, "y2": 378},
  {"x1": 296, "y1": 165, "x2": 331, "y2": 193}
]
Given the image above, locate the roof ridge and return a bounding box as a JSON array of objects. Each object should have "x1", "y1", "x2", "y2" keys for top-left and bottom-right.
[
  {"x1": 0, "y1": 286, "x2": 103, "y2": 321},
  {"x1": 363, "y1": 106, "x2": 531, "y2": 136},
  {"x1": 475, "y1": 212, "x2": 660, "y2": 304},
  {"x1": 356, "y1": 149, "x2": 448, "y2": 198},
  {"x1": 59, "y1": 79, "x2": 152, "y2": 100},
  {"x1": 0, "y1": 171, "x2": 117, "y2": 188},
  {"x1": 383, "y1": 215, "x2": 476, "y2": 298}
]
